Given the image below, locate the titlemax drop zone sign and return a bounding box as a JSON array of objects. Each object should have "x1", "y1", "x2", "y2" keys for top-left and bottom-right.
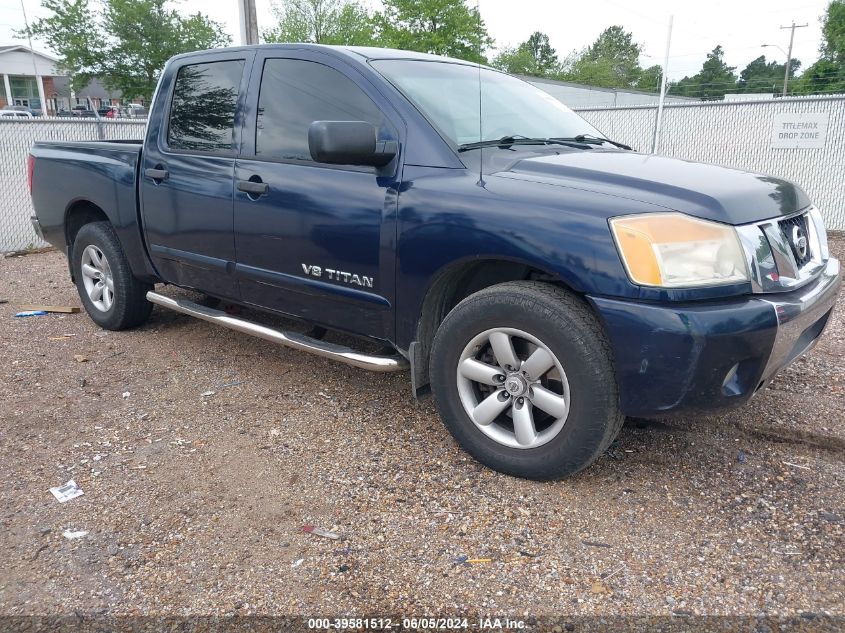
[{"x1": 770, "y1": 112, "x2": 829, "y2": 149}]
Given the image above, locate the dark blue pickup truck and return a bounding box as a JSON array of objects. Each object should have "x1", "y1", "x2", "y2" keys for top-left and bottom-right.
[{"x1": 29, "y1": 45, "x2": 840, "y2": 479}]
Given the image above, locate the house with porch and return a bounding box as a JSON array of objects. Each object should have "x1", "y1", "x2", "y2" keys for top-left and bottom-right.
[
  {"x1": 1, "y1": 44, "x2": 138, "y2": 115},
  {"x1": 0, "y1": 44, "x2": 58, "y2": 115}
]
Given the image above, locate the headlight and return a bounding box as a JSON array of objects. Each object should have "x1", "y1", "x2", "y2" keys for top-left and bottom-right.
[{"x1": 609, "y1": 213, "x2": 749, "y2": 288}]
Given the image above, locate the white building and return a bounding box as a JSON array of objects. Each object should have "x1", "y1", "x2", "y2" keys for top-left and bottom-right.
[
  {"x1": 0, "y1": 44, "x2": 139, "y2": 114},
  {"x1": 523, "y1": 75, "x2": 696, "y2": 108},
  {"x1": 0, "y1": 44, "x2": 58, "y2": 115},
  {"x1": 723, "y1": 93, "x2": 776, "y2": 101}
]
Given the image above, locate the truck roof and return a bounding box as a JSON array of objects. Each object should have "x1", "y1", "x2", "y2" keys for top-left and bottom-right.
[{"x1": 168, "y1": 44, "x2": 480, "y2": 67}]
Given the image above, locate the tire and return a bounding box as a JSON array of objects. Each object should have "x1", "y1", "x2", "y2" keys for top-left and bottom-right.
[
  {"x1": 71, "y1": 221, "x2": 153, "y2": 330},
  {"x1": 429, "y1": 281, "x2": 623, "y2": 480}
]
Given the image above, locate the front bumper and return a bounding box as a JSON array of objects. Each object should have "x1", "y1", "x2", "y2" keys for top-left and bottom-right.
[{"x1": 589, "y1": 257, "x2": 841, "y2": 418}]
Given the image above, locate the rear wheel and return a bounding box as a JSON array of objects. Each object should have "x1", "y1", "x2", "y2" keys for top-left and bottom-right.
[
  {"x1": 72, "y1": 222, "x2": 153, "y2": 330},
  {"x1": 430, "y1": 281, "x2": 623, "y2": 480}
]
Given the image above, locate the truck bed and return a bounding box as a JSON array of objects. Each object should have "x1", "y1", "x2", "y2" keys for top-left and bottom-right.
[{"x1": 30, "y1": 140, "x2": 152, "y2": 280}]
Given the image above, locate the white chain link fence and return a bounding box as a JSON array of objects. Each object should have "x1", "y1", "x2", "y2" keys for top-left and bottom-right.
[
  {"x1": 575, "y1": 95, "x2": 845, "y2": 231},
  {"x1": 0, "y1": 96, "x2": 843, "y2": 253},
  {"x1": 0, "y1": 118, "x2": 146, "y2": 252}
]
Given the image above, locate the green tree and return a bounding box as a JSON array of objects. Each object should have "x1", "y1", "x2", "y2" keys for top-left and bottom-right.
[
  {"x1": 491, "y1": 31, "x2": 558, "y2": 77},
  {"x1": 820, "y1": 0, "x2": 845, "y2": 62},
  {"x1": 634, "y1": 64, "x2": 663, "y2": 92},
  {"x1": 797, "y1": 58, "x2": 845, "y2": 93},
  {"x1": 491, "y1": 45, "x2": 538, "y2": 75},
  {"x1": 22, "y1": 0, "x2": 100, "y2": 94},
  {"x1": 523, "y1": 31, "x2": 558, "y2": 75},
  {"x1": 559, "y1": 26, "x2": 644, "y2": 88},
  {"x1": 736, "y1": 55, "x2": 800, "y2": 93},
  {"x1": 376, "y1": 0, "x2": 493, "y2": 63},
  {"x1": 25, "y1": 0, "x2": 228, "y2": 102},
  {"x1": 670, "y1": 45, "x2": 737, "y2": 99},
  {"x1": 263, "y1": 0, "x2": 376, "y2": 46},
  {"x1": 332, "y1": 3, "x2": 377, "y2": 45},
  {"x1": 796, "y1": 0, "x2": 845, "y2": 94}
]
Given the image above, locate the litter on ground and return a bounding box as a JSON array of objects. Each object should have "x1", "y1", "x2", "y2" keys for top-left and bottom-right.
[
  {"x1": 49, "y1": 480, "x2": 84, "y2": 503},
  {"x1": 18, "y1": 304, "x2": 80, "y2": 314},
  {"x1": 302, "y1": 525, "x2": 340, "y2": 540},
  {"x1": 62, "y1": 529, "x2": 88, "y2": 540}
]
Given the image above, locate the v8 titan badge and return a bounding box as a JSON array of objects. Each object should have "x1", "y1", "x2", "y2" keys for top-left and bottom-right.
[{"x1": 302, "y1": 264, "x2": 374, "y2": 288}]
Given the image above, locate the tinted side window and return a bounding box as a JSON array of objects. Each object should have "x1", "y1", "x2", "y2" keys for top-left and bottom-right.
[
  {"x1": 257, "y1": 59, "x2": 387, "y2": 160},
  {"x1": 168, "y1": 60, "x2": 244, "y2": 152}
]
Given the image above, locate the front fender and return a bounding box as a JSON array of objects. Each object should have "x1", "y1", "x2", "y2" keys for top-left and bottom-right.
[{"x1": 394, "y1": 166, "x2": 659, "y2": 348}]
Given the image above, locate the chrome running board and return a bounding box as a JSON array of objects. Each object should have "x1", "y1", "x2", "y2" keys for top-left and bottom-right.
[{"x1": 146, "y1": 291, "x2": 407, "y2": 373}]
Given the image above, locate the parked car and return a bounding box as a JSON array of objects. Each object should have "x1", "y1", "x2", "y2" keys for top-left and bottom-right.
[
  {"x1": 62, "y1": 105, "x2": 96, "y2": 118},
  {"x1": 27, "y1": 45, "x2": 841, "y2": 479},
  {"x1": 120, "y1": 103, "x2": 147, "y2": 119},
  {"x1": 3, "y1": 105, "x2": 36, "y2": 115},
  {"x1": 0, "y1": 109, "x2": 34, "y2": 119}
]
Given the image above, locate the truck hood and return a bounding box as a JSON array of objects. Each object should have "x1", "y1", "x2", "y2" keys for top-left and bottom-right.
[{"x1": 490, "y1": 150, "x2": 810, "y2": 225}]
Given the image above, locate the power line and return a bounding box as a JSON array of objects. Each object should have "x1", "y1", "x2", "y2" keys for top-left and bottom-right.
[{"x1": 641, "y1": 40, "x2": 817, "y2": 61}]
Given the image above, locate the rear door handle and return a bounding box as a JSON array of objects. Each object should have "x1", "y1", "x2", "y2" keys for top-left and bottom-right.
[
  {"x1": 145, "y1": 167, "x2": 169, "y2": 181},
  {"x1": 237, "y1": 179, "x2": 269, "y2": 196}
]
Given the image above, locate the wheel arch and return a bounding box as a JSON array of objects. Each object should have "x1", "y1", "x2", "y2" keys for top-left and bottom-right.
[
  {"x1": 64, "y1": 198, "x2": 160, "y2": 285},
  {"x1": 65, "y1": 199, "x2": 110, "y2": 249},
  {"x1": 408, "y1": 256, "x2": 581, "y2": 396},
  {"x1": 64, "y1": 200, "x2": 112, "y2": 281}
]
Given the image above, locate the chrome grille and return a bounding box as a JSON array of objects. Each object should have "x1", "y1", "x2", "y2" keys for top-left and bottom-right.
[
  {"x1": 736, "y1": 207, "x2": 827, "y2": 294},
  {"x1": 778, "y1": 214, "x2": 812, "y2": 268}
]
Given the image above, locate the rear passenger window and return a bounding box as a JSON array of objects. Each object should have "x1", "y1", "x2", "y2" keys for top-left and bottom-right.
[
  {"x1": 256, "y1": 59, "x2": 388, "y2": 161},
  {"x1": 168, "y1": 60, "x2": 244, "y2": 152}
]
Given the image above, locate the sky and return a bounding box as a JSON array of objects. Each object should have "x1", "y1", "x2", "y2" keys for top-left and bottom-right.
[{"x1": 0, "y1": 0, "x2": 831, "y2": 82}]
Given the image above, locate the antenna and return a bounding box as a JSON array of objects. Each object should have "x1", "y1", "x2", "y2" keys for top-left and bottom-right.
[{"x1": 476, "y1": 0, "x2": 485, "y2": 186}]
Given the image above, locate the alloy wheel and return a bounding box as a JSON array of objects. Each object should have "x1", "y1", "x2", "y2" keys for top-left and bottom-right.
[
  {"x1": 80, "y1": 245, "x2": 115, "y2": 312},
  {"x1": 456, "y1": 327, "x2": 570, "y2": 449}
]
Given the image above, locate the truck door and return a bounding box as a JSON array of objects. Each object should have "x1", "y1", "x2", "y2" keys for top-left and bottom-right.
[
  {"x1": 233, "y1": 52, "x2": 402, "y2": 339},
  {"x1": 140, "y1": 52, "x2": 251, "y2": 300}
]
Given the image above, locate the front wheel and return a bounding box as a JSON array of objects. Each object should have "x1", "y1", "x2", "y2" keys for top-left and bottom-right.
[
  {"x1": 429, "y1": 281, "x2": 623, "y2": 480},
  {"x1": 72, "y1": 222, "x2": 153, "y2": 330}
]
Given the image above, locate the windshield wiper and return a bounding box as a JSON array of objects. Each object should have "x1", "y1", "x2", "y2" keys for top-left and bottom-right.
[
  {"x1": 458, "y1": 135, "x2": 591, "y2": 152},
  {"x1": 554, "y1": 135, "x2": 632, "y2": 151}
]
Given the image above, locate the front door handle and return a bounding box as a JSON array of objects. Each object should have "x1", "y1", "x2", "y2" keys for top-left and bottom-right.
[
  {"x1": 145, "y1": 167, "x2": 169, "y2": 181},
  {"x1": 237, "y1": 179, "x2": 269, "y2": 196}
]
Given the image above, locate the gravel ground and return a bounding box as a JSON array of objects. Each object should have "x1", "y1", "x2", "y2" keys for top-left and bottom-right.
[{"x1": 0, "y1": 238, "x2": 843, "y2": 625}]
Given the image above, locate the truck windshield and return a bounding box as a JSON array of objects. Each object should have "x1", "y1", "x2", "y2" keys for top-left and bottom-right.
[{"x1": 371, "y1": 59, "x2": 601, "y2": 148}]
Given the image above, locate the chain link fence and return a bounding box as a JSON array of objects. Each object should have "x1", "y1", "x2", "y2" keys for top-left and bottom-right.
[
  {"x1": 0, "y1": 118, "x2": 146, "y2": 253},
  {"x1": 575, "y1": 95, "x2": 845, "y2": 230},
  {"x1": 1, "y1": 97, "x2": 843, "y2": 253}
]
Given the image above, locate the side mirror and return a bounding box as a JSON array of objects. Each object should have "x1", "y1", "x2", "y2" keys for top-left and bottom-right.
[{"x1": 308, "y1": 121, "x2": 397, "y2": 167}]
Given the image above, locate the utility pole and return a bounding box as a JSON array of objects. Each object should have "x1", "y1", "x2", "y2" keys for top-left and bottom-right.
[
  {"x1": 19, "y1": 0, "x2": 47, "y2": 114},
  {"x1": 652, "y1": 15, "x2": 673, "y2": 155},
  {"x1": 780, "y1": 21, "x2": 808, "y2": 97},
  {"x1": 238, "y1": 0, "x2": 259, "y2": 46}
]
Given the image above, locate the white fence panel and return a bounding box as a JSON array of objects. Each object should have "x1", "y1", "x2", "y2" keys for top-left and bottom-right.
[
  {"x1": 575, "y1": 95, "x2": 845, "y2": 230},
  {"x1": 0, "y1": 119, "x2": 146, "y2": 252}
]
